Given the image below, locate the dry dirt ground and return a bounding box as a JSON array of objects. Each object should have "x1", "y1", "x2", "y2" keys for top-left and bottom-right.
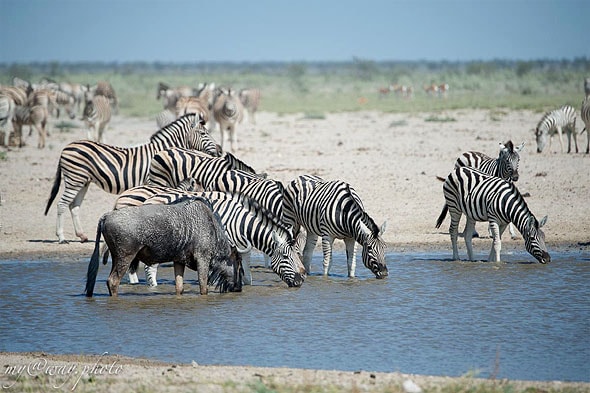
[{"x1": 0, "y1": 110, "x2": 589, "y2": 391}]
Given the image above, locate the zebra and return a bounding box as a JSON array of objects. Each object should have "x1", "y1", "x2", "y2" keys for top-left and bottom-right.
[
  {"x1": 0, "y1": 94, "x2": 15, "y2": 148},
  {"x1": 175, "y1": 96, "x2": 210, "y2": 124},
  {"x1": 436, "y1": 166, "x2": 550, "y2": 263},
  {"x1": 452, "y1": 141, "x2": 525, "y2": 239},
  {"x1": 12, "y1": 105, "x2": 48, "y2": 149},
  {"x1": 115, "y1": 189, "x2": 306, "y2": 287},
  {"x1": 283, "y1": 175, "x2": 388, "y2": 278},
  {"x1": 212, "y1": 87, "x2": 244, "y2": 152},
  {"x1": 87, "y1": 81, "x2": 118, "y2": 114},
  {"x1": 53, "y1": 90, "x2": 77, "y2": 119},
  {"x1": 157, "y1": 82, "x2": 192, "y2": 111},
  {"x1": 155, "y1": 109, "x2": 177, "y2": 129},
  {"x1": 82, "y1": 95, "x2": 112, "y2": 143},
  {"x1": 584, "y1": 77, "x2": 590, "y2": 98},
  {"x1": 580, "y1": 96, "x2": 590, "y2": 154},
  {"x1": 43, "y1": 113, "x2": 220, "y2": 244},
  {"x1": 238, "y1": 88, "x2": 261, "y2": 124},
  {"x1": 535, "y1": 105, "x2": 578, "y2": 153},
  {"x1": 147, "y1": 146, "x2": 259, "y2": 189}
]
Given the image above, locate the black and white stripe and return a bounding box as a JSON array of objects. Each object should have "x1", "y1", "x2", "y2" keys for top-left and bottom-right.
[
  {"x1": 535, "y1": 105, "x2": 578, "y2": 153},
  {"x1": 44, "y1": 113, "x2": 220, "y2": 244},
  {"x1": 82, "y1": 95, "x2": 112, "y2": 143},
  {"x1": 580, "y1": 96, "x2": 590, "y2": 154},
  {"x1": 115, "y1": 189, "x2": 306, "y2": 287},
  {"x1": 436, "y1": 166, "x2": 550, "y2": 263},
  {"x1": 283, "y1": 175, "x2": 388, "y2": 278},
  {"x1": 147, "y1": 147, "x2": 259, "y2": 189}
]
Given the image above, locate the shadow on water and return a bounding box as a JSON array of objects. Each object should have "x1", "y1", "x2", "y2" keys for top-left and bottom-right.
[{"x1": 0, "y1": 248, "x2": 588, "y2": 382}]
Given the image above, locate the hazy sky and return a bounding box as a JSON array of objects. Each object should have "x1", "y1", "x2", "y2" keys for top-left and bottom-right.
[{"x1": 1, "y1": 0, "x2": 588, "y2": 63}]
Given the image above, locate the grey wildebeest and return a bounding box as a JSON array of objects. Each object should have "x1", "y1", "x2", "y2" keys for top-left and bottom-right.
[{"x1": 85, "y1": 196, "x2": 243, "y2": 297}]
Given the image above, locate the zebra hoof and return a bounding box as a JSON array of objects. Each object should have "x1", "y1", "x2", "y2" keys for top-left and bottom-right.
[{"x1": 58, "y1": 239, "x2": 69, "y2": 244}]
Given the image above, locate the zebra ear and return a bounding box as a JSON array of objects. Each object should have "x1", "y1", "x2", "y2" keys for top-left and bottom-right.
[
  {"x1": 539, "y1": 215, "x2": 548, "y2": 228},
  {"x1": 498, "y1": 142, "x2": 507, "y2": 152},
  {"x1": 515, "y1": 141, "x2": 525, "y2": 152},
  {"x1": 380, "y1": 221, "x2": 387, "y2": 235}
]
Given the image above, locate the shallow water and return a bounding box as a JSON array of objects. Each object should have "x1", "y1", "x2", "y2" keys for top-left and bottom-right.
[{"x1": 0, "y1": 249, "x2": 588, "y2": 382}]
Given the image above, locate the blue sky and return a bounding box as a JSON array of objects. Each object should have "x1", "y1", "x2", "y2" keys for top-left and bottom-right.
[{"x1": 1, "y1": 0, "x2": 588, "y2": 63}]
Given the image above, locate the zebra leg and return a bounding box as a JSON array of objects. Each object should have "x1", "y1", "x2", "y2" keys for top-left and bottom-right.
[
  {"x1": 449, "y1": 211, "x2": 461, "y2": 260},
  {"x1": 487, "y1": 221, "x2": 503, "y2": 262},
  {"x1": 557, "y1": 126, "x2": 564, "y2": 153},
  {"x1": 320, "y1": 235, "x2": 335, "y2": 276},
  {"x1": 464, "y1": 218, "x2": 476, "y2": 261},
  {"x1": 241, "y1": 250, "x2": 253, "y2": 285},
  {"x1": 144, "y1": 263, "x2": 159, "y2": 287},
  {"x1": 97, "y1": 122, "x2": 106, "y2": 144},
  {"x1": 69, "y1": 183, "x2": 91, "y2": 242},
  {"x1": 509, "y1": 223, "x2": 518, "y2": 240},
  {"x1": 344, "y1": 238, "x2": 357, "y2": 278},
  {"x1": 174, "y1": 262, "x2": 185, "y2": 296},
  {"x1": 302, "y1": 233, "x2": 318, "y2": 274},
  {"x1": 229, "y1": 126, "x2": 237, "y2": 152}
]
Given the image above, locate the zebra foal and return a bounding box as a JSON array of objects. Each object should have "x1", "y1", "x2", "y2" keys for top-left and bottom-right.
[
  {"x1": 436, "y1": 167, "x2": 550, "y2": 264},
  {"x1": 535, "y1": 105, "x2": 578, "y2": 153},
  {"x1": 44, "y1": 113, "x2": 220, "y2": 244},
  {"x1": 82, "y1": 95, "x2": 112, "y2": 143}
]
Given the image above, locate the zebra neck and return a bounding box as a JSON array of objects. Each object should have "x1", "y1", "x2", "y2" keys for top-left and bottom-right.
[{"x1": 511, "y1": 204, "x2": 534, "y2": 237}]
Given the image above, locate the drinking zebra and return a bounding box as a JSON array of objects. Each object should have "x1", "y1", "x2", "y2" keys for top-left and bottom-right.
[
  {"x1": 82, "y1": 95, "x2": 112, "y2": 143},
  {"x1": 581, "y1": 96, "x2": 590, "y2": 154},
  {"x1": 436, "y1": 167, "x2": 550, "y2": 263},
  {"x1": 283, "y1": 175, "x2": 388, "y2": 278},
  {"x1": 238, "y1": 88, "x2": 261, "y2": 124},
  {"x1": 115, "y1": 189, "x2": 306, "y2": 287},
  {"x1": 535, "y1": 105, "x2": 578, "y2": 153},
  {"x1": 44, "y1": 113, "x2": 220, "y2": 244},
  {"x1": 147, "y1": 146, "x2": 260, "y2": 189},
  {"x1": 212, "y1": 87, "x2": 244, "y2": 152}
]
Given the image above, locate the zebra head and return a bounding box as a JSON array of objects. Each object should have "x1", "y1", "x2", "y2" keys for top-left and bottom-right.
[
  {"x1": 189, "y1": 114, "x2": 222, "y2": 156},
  {"x1": 523, "y1": 215, "x2": 550, "y2": 264},
  {"x1": 498, "y1": 141, "x2": 524, "y2": 182},
  {"x1": 269, "y1": 231, "x2": 306, "y2": 287},
  {"x1": 361, "y1": 221, "x2": 388, "y2": 279}
]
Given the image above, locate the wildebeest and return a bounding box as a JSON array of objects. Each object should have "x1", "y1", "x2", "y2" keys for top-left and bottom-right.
[{"x1": 85, "y1": 196, "x2": 243, "y2": 297}]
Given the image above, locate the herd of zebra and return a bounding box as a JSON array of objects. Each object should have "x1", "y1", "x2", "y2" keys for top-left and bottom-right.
[
  {"x1": 0, "y1": 77, "x2": 118, "y2": 148},
  {"x1": 378, "y1": 83, "x2": 450, "y2": 99}
]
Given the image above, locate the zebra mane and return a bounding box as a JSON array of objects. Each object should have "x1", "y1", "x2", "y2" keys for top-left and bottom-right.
[
  {"x1": 345, "y1": 184, "x2": 380, "y2": 237},
  {"x1": 223, "y1": 152, "x2": 259, "y2": 175},
  {"x1": 233, "y1": 192, "x2": 294, "y2": 242},
  {"x1": 149, "y1": 113, "x2": 196, "y2": 141}
]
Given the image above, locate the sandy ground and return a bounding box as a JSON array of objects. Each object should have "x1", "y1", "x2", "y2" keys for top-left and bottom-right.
[{"x1": 0, "y1": 110, "x2": 589, "y2": 391}]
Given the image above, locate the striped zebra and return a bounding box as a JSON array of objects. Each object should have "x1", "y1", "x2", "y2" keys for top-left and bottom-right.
[
  {"x1": 115, "y1": 189, "x2": 306, "y2": 287},
  {"x1": 436, "y1": 166, "x2": 550, "y2": 263},
  {"x1": 0, "y1": 94, "x2": 15, "y2": 148},
  {"x1": 155, "y1": 109, "x2": 177, "y2": 129},
  {"x1": 44, "y1": 113, "x2": 220, "y2": 244},
  {"x1": 147, "y1": 146, "x2": 259, "y2": 189},
  {"x1": 12, "y1": 105, "x2": 48, "y2": 149},
  {"x1": 88, "y1": 81, "x2": 118, "y2": 114},
  {"x1": 82, "y1": 95, "x2": 112, "y2": 143},
  {"x1": 283, "y1": 175, "x2": 388, "y2": 278},
  {"x1": 238, "y1": 88, "x2": 261, "y2": 124},
  {"x1": 535, "y1": 105, "x2": 578, "y2": 153},
  {"x1": 580, "y1": 96, "x2": 590, "y2": 154},
  {"x1": 212, "y1": 87, "x2": 244, "y2": 152},
  {"x1": 175, "y1": 96, "x2": 210, "y2": 124},
  {"x1": 157, "y1": 82, "x2": 192, "y2": 111},
  {"x1": 53, "y1": 90, "x2": 77, "y2": 119},
  {"x1": 453, "y1": 141, "x2": 525, "y2": 239}
]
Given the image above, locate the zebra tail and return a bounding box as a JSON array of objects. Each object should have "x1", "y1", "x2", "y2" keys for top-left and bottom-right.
[
  {"x1": 85, "y1": 216, "x2": 104, "y2": 297},
  {"x1": 44, "y1": 165, "x2": 62, "y2": 215},
  {"x1": 435, "y1": 205, "x2": 448, "y2": 229}
]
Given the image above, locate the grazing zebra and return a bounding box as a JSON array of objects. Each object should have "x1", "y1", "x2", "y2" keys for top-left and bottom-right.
[
  {"x1": 212, "y1": 87, "x2": 244, "y2": 152},
  {"x1": 44, "y1": 113, "x2": 220, "y2": 244},
  {"x1": 238, "y1": 88, "x2": 261, "y2": 124},
  {"x1": 12, "y1": 105, "x2": 48, "y2": 149},
  {"x1": 535, "y1": 105, "x2": 578, "y2": 153},
  {"x1": 147, "y1": 146, "x2": 259, "y2": 189},
  {"x1": 581, "y1": 96, "x2": 590, "y2": 154},
  {"x1": 283, "y1": 175, "x2": 388, "y2": 278},
  {"x1": 82, "y1": 95, "x2": 112, "y2": 143},
  {"x1": 0, "y1": 94, "x2": 15, "y2": 148},
  {"x1": 436, "y1": 167, "x2": 550, "y2": 263},
  {"x1": 453, "y1": 141, "x2": 525, "y2": 239},
  {"x1": 116, "y1": 189, "x2": 306, "y2": 287},
  {"x1": 155, "y1": 109, "x2": 177, "y2": 129}
]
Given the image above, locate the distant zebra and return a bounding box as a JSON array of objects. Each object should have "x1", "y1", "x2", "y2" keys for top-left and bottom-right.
[
  {"x1": 155, "y1": 109, "x2": 177, "y2": 129},
  {"x1": 53, "y1": 90, "x2": 77, "y2": 119},
  {"x1": 581, "y1": 96, "x2": 590, "y2": 154},
  {"x1": 88, "y1": 81, "x2": 118, "y2": 114},
  {"x1": 82, "y1": 95, "x2": 112, "y2": 143},
  {"x1": 175, "y1": 96, "x2": 210, "y2": 124},
  {"x1": 283, "y1": 175, "x2": 388, "y2": 278},
  {"x1": 453, "y1": 141, "x2": 525, "y2": 239},
  {"x1": 147, "y1": 146, "x2": 259, "y2": 189},
  {"x1": 157, "y1": 82, "x2": 192, "y2": 111},
  {"x1": 116, "y1": 189, "x2": 306, "y2": 287},
  {"x1": 535, "y1": 105, "x2": 578, "y2": 153},
  {"x1": 436, "y1": 167, "x2": 550, "y2": 263},
  {"x1": 44, "y1": 113, "x2": 220, "y2": 244},
  {"x1": 0, "y1": 94, "x2": 15, "y2": 148},
  {"x1": 239, "y1": 88, "x2": 261, "y2": 124},
  {"x1": 212, "y1": 87, "x2": 244, "y2": 152},
  {"x1": 12, "y1": 105, "x2": 48, "y2": 149},
  {"x1": 0, "y1": 86, "x2": 28, "y2": 107}
]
